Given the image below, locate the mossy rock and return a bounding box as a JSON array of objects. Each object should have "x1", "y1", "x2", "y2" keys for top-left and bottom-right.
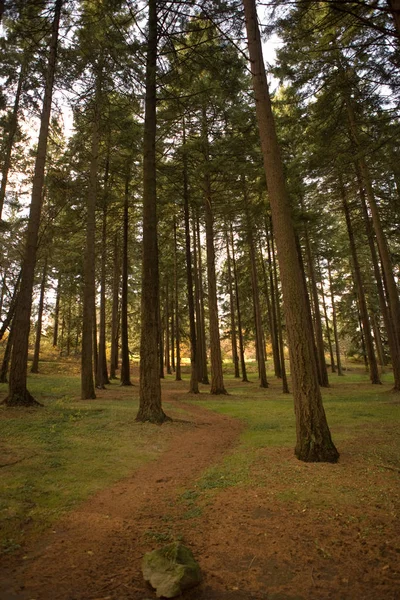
[{"x1": 142, "y1": 542, "x2": 202, "y2": 598}]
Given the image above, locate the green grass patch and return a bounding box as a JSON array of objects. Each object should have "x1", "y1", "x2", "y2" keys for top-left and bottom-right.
[{"x1": 0, "y1": 373, "x2": 176, "y2": 553}]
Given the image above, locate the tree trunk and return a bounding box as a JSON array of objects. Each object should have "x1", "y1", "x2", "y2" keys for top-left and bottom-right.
[
  {"x1": 230, "y1": 223, "x2": 249, "y2": 382},
  {"x1": 303, "y1": 219, "x2": 330, "y2": 387},
  {"x1": 66, "y1": 297, "x2": 72, "y2": 357},
  {"x1": 346, "y1": 96, "x2": 400, "y2": 384},
  {"x1": 327, "y1": 260, "x2": 343, "y2": 376},
  {"x1": 340, "y1": 177, "x2": 381, "y2": 385},
  {"x1": 196, "y1": 211, "x2": 209, "y2": 384},
  {"x1": 136, "y1": 0, "x2": 168, "y2": 423},
  {"x1": 0, "y1": 322, "x2": 14, "y2": 383},
  {"x1": 165, "y1": 282, "x2": 172, "y2": 374},
  {"x1": 31, "y1": 257, "x2": 48, "y2": 373},
  {"x1": 318, "y1": 261, "x2": 336, "y2": 374},
  {"x1": 120, "y1": 173, "x2": 132, "y2": 386},
  {"x1": 110, "y1": 232, "x2": 120, "y2": 379},
  {"x1": 81, "y1": 63, "x2": 102, "y2": 400},
  {"x1": 6, "y1": 0, "x2": 62, "y2": 407},
  {"x1": 260, "y1": 224, "x2": 282, "y2": 379},
  {"x1": 225, "y1": 228, "x2": 240, "y2": 378},
  {"x1": 243, "y1": 0, "x2": 338, "y2": 462},
  {"x1": 182, "y1": 127, "x2": 198, "y2": 393},
  {"x1": 0, "y1": 270, "x2": 21, "y2": 342},
  {"x1": 0, "y1": 61, "x2": 25, "y2": 219},
  {"x1": 357, "y1": 167, "x2": 400, "y2": 388},
  {"x1": 202, "y1": 111, "x2": 226, "y2": 395},
  {"x1": 96, "y1": 199, "x2": 109, "y2": 388},
  {"x1": 271, "y1": 230, "x2": 290, "y2": 393},
  {"x1": 244, "y1": 182, "x2": 268, "y2": 388},
  {"x1": 53, "y1": 274, "x2": 61, "y2": 347},
  {"x1": 173, "y1": 216, "x2": 182, "y2": 381}
]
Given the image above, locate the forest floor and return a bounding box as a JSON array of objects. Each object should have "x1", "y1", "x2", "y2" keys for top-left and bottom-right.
[{"x1": 0, "y1": 362, "x2": 400, "y2": 599}]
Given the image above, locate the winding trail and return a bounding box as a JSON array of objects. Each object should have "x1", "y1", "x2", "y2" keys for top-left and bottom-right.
[{"x1": 0, "y1": 397, "x2": 243, "y2": 600}]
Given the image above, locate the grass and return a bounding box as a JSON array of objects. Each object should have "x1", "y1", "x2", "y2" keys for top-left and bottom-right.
[
  {"x1": 0, "y1": 367, "x2": 182, "y2": 553},
  {"x1": 0, "y1": 357, "x2": 399, "y2": 554}
]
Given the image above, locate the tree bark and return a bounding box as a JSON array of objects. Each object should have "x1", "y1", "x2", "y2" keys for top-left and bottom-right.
[
  {"x1": 136, "y1": 0, "x2": 168, "y2": 423},
  {"x1": 96, "y1": 198, "x2": 109, "y2": 388},
  {"x1": 182, "y1": 128, "x2": 199, "y2": 393},
  {"x1": 318, "y1": 261, "x2": 336, "y2": 374},
  {"x1": 31, "y1": 257, "x2": 48, "y2": 373},
  {"x1": 225, "y1": 228, "x2": 240, "y2": 378},
  {"x1": 327, "y1": 260, "x2": 343, "y2": 376},
  {"x1": 303, "y1": 219, "x2": 329, "y2": 387},
  {"x1": 0, "y1": 270, "x2": 21, "y2": 342},
  {"x1": 262, "y1": 227, "x2": 281, "y2": 379},
  {"x1": 202, "y1": 110, "x2": 226, "y2": 395},
  {"x1": 271, "y1": 230, "x2": 289, "y2": 393},
  {"x1": 53, "y1": 274, "x2": 61, "y2": 347},
  {"x1": 6, "y1": 0, "x2": 62, "y2": 407},
  {"x1": 165, "y1": 282, "x2": 172, "y2": 374},
  {"x1": 120, "y1": 173, "x2": 132, "y2": 386},
  {"x1": 173, "y1": 216, "x2": 182, "y2": 381},
  {"x1": 345, "y1": 95, "x2": 400, "y2": 384},
  {"x1": 230, "y1": 223, "x2": 249, "y2": 383},
  {"x1": 110, "y1": 232, "x2": 120, "y2": 379},
  {"x1": 356, "y1": 167, "x2": 400, "y2": 389},
  {"x1": 0, "y1": 61, "x2": 25, "y2": 219},
  {"x1": 243, "y1": 0, "x2": 338, "y2": 462},
  {"x1": 0, "y1": 322, "x2": 14, "y2": 383},
  {"x1": 244, "y1": 183, "x2": 268, "y2": 388},
  {"x1": 340, "y1": 176, "x2": 381, "y2": 384},
  {"x1": 81, "y1": 64, "x2": 102, "y2": 400},
  {"x1": 196, "y1": 211, "x2": 209, "y2": 384}
]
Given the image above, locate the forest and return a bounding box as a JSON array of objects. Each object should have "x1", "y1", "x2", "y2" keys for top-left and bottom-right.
[{"x1": 0, "y1": 1, "x2": 399, "y2": 599}]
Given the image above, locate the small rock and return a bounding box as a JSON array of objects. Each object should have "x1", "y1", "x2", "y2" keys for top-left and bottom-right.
[{"x1": 142, "y1": 542, "x2": 202, "y2": 598}]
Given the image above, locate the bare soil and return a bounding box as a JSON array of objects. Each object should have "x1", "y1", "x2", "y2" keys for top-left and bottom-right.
[{"x1": 0, "y1": 389, "x2": 399, "y2": 600}]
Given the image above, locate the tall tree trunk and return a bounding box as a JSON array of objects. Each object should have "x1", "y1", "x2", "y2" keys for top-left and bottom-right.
[
  {"x1": 244, "y1": 183, "x2": 268, "y2": 388},
  {"x1": 340, "y1": 177, "x2": 381, "y2": 384},
  {"x1": 303, "y1": 220, "x2": 330, "y2": 387},
  {"x1": 53, "y1": 274, "x2": 61, "y2": 347},
  {"x1": 173, "y1": 216, "x2": 182, "y2": 381},
  {"x1": 0, "y1": 61, "x2": 25, "y2": 219},
  {"x1": 182, "y1": 127, "x2": 198, "y2": 393},
  {"x1": 225, "y1": 228, "x2": 240, "y2": 378},
  {"x1": 265, "y1": 219, "x2": 282, "y2": 378},
  {"x1": 230, "y1": 223, "x2": 249, "y2": 382},
  {"x1": 0, "y1": 322, "x2": 14, "y2": 383},
  {"x1": 202, "y1": 112, "x2": 226, "y2": 395},
  {"x1": 110, "y1": 232, "x2": 120, "y2": 379},
  {"x1": 196, "y1": 212, "x2": 209, "y2": 384},
  {"x1": 120, "y1": 173, "x2": 132, "y2": 386},
  {"x1": 171, "y1": 298, "x2": 175, "y2": 372},
  {"x1": 0, "y1": 270, "x2": 21, "y2": 341},
  {"x1": 192, "y1": 212, "x2": 203, "y2": 382},
  {"x1": 6, "y1": 0, "x2": 62, "y2": 407},
  {"x1": 271, "y1": 230, "x2": 289, "y2": 393},
  {"x1": 327, "y1": 260, "x2": 343, "y2": 376},
  {"x1": 81, "y1": 63, "x2": 102, "y2": 400},
  {"x1": 345, "y1": 95, "x2": 400, "y2": 384},
  {"x1": 66, "y1": 297, "x2": 72, "y2": 357},
  {"x1": 96, "y1": 200, "x2": 109, "y2": 388},
  {"x1": 136, "y1": 0, "x2": 168, "y2": 422},
  {"x1": 165, "y1": 282, "x2": 171, "y2": 374},
  {"x1": 357, "y1": 168, "x2": 400, "y2": 388},
  {"x1": 31, "y1": 257, "x2": 48, "y2": 373},
  {"x1": 243, "y1": 0, "x2": 338, "y2": 462},
  {"x1": 318, "y1": 261, "x2": 336, "y2": 374}
]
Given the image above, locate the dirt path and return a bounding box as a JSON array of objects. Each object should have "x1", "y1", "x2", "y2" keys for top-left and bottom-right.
[{"x1": 0, "y1": 397, "x2": 243, "y2": 600}]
